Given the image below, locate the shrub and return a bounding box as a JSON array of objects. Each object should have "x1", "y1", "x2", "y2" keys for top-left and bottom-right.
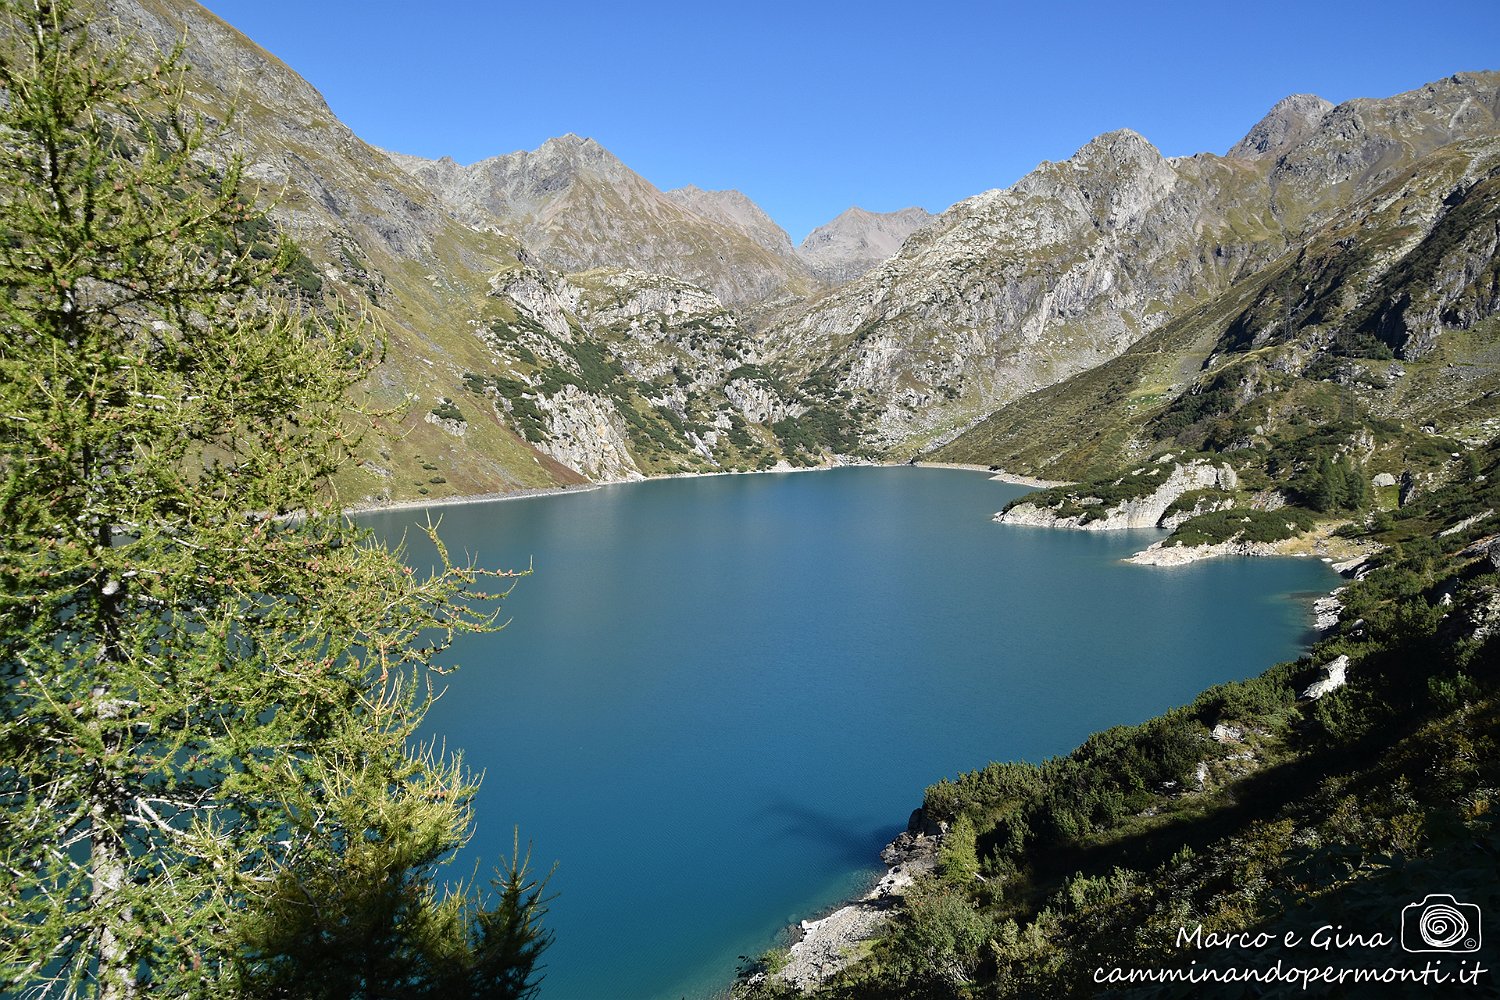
[{"x1": 429, "y1": 398, "x2": 464, "y2": 423}]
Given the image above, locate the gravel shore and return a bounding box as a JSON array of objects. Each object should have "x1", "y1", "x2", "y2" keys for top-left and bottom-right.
[{"x1": 770, "y1": 820, "x2": 942, "y2": 990}]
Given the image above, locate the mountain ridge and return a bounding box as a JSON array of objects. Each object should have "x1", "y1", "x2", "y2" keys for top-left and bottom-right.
[
  {"x1": 762, "y1": 71, "x2": 1500, "y2": 455},
  {"x1": 91, "y1": 1, "x2": 1500, "y2": 514},
  {"x1": 388, "y1": 135, "x2": 816, "y2": 308}
]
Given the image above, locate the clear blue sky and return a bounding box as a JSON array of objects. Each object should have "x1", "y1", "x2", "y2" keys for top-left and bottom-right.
[{"x1": 198, "y1": 0, "x2": 1498, "y2": 243}]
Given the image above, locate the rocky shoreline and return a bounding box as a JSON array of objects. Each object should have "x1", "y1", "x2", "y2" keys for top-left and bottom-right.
[
  {"x1": 344, "y1": 457, "x2": 1001, "y2": 519},
  {"x1": 753, "y1": 811, "x2": 943, "y2": 992},
  {"x1": 1124, "y1": 522, "x2": 1381, "y2": 570},
  {"x1": 342, "y1": 481, "x2": 603, "y2": 518},
  {"x1": 1125, "y1": 535, "x2": 1312, "y2": 566},
  {"x1": 912, "y1": 460, "x2": 1072, "y2": 488}
]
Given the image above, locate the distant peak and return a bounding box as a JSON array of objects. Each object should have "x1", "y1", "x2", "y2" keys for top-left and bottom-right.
[
  {"x1": 535, "y1": 133, "x2": 611, "y2": 158},
  {"x1": 1078, "y1": 128, "x2": 1159, "y2": 157},
  {"x1": 798, "y1": 205, "x2": 936, "y2": 282}
]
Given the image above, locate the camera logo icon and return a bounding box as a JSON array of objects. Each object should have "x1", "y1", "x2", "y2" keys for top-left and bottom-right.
[{"x1": 1401, "y1": 895, "x2": 1481, "y2": 953}]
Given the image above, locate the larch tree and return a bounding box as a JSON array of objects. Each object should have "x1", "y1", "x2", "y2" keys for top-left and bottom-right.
[{"x1": 0, "y1": 1, "x2": 548, "y2": 997}]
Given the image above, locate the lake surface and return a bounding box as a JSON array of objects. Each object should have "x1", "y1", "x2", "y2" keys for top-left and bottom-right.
[{"x1": 362, "y1": 466, "x2": 1336, "y2": 1000}]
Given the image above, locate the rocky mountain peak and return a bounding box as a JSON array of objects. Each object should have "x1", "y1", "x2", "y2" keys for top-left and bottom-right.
[
  {"x1": 1228, "y1": 93, "x2": 1335, "y2": 159},
  {"x1": 390, "y1": 135, "x2": 812, "y2": 307},
  {"x1": 491, "y1": 133, "x2": 633, "y2": 193},
  {"x1": 1065, "y1": 129, "x2": 1175, "y2": 182},
  {"x1": 534, "y1": 133, "x2": 613, "y2": 165},
  {"x1": 663, "y1": 185, "x2": 797, "y2": 257},
  {"x1": 797, "y1": 205, "x2": 935, "y2": 283},
  {"x1": 1007, "y1": 128, "x2": 1178, "y2": 232}
]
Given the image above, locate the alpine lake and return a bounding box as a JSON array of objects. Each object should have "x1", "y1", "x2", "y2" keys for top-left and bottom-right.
[{"x1": 360, "y1": 466, "x2": 1338, "y2": 999}]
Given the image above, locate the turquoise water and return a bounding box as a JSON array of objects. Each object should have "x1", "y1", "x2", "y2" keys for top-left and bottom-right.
[{"x1": 362, "y1": 467, "x2": 1336, "y2": 1000}]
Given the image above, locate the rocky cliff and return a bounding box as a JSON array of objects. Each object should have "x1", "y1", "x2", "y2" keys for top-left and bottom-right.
[{"x1": 996, "y1": 458, "x2": 1238, "y2": 530}]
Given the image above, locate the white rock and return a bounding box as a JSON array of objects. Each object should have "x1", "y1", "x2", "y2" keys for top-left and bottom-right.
[
  {"x1": 1439, "y1": 510, "x2": 1494, "y2": 537},
  {"x1": 997, "y1": 460, "x2": 1236, "y2": 531},
  {"x1": 1301, "y1": 655, "x2": 1351, "y2": 700}
]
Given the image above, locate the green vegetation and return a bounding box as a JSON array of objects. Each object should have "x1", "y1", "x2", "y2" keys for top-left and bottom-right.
[
  {"x1": 463, "y1": 371, "x2": 549, "y2": 443},
  {"x1": 0, "y1": 5, "x2": 548, "y2": 995},
  {"x1": 1305, "y1": 453, "x2": 1370, "y2": 513},
  {"x1": 430, "y1": 397, "x2": 466, "y2": 423},
  {"x1": 790, "y1": 369, "x2": 871, "y2": 458},
  {"x1": 1166, "y1": 507, "x2": 1318, "y2": 547}
]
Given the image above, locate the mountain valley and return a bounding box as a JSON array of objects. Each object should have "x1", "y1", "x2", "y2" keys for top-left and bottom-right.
[{"x1": 10, "y1": 3, "x2": 1500, "y2": 998}]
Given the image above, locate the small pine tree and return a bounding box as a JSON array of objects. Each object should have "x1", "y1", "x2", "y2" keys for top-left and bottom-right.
[
  {"x1": 1344, "y1": 460, "x2": 1370, "y2": 510},
  {"x1": 1313, "y1": 456, "x2": 1344, "y2": 513},
  {"x1": 937, "y1": 815, "x2": 981, "y2": 885}
]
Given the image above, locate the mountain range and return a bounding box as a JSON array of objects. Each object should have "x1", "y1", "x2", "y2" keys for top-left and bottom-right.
[{"x1": 97, "y1": 0, "x2": 1499, "y2": 539}]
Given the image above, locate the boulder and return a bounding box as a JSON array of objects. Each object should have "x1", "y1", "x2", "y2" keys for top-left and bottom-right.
[{"x1": 1300, "y1": 655, "x2": 1351, "y2": 700}]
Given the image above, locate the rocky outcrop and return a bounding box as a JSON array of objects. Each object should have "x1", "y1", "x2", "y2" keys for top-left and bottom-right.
[
  {"x1": 1300, "y1": 655, "x2": 1351, "y2": 700},
  {"x1": 1440, "y1": 510, "x2": 1495, "y2": 537},
  {"x1": 997, "y1": 461, "x2": 1238, "y2": 530},
  {"x1": 423, "y1": 410, "x2": 467, "y2": 438},
  {"x1": 1449, "y1": 585, "x2": 1500, "y2": 643},
  {"x1": 1159, "y1": 492, "x2": 1237, "y2": 531},
  {"x1": 723, "y1": 377, "x2": 791, "y2": 424},
  {"x1": 489, "y1": 266, "x2": 577, "y2": 341},
  {"x1": 1126, "y1": 536, "x2": 1303, "y2": 566},
  {"x1": 533, "y1": 385, "x2": 641, "y2": 482},
  {"x1": 1313, "y1": 590, "x2": 1346, "y2": 631},
  {"x1": 566, "y1": 268, "x2": 728, "y2": 331}
]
